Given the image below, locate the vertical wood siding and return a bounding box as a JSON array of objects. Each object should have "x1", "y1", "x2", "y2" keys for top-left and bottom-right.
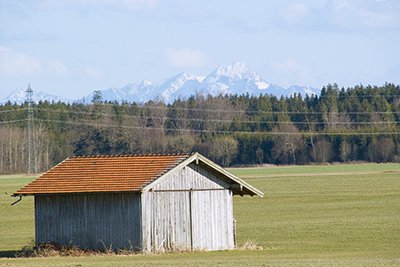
[
  {"x1": 142, "y1": 163, "x2": 234, "y2": 252},
  {"x1": 152, "y1": 163, "x2": 231, "y2": 191},
  {"x1": 191, "y1": 189, "x2": 234, "y2": 250},
  {"x1": 35, "y1": 193, "x2": 142, "y2": 250},
  {"x1": 142, "y1": 191, "x2": 191, "y2": 252}
]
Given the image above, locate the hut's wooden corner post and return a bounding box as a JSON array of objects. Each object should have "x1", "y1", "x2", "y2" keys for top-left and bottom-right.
[{"x1": 189, "y1": 188, "x2": 193, "y2": 251}]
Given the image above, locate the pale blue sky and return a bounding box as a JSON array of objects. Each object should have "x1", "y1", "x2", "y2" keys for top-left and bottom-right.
[{"x1": 1, "y1": 0, "x2": 399, "y2": 99}]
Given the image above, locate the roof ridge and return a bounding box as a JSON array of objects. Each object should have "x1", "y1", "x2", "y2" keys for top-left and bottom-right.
[{"x1": 71, "y1": 153, "x2": 194, "y2": 159}]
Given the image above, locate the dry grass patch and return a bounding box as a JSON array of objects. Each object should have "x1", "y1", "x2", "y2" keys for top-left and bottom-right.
[
  {"x1": 238, "y1": 239, "x2": 263, "y2": 250},
  {"x1": 16, "y1": 242, "x2": 140, "y2": 258}
]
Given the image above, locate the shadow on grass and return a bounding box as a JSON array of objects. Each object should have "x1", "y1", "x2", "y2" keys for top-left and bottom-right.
[{"x1": 0, "y1": 250, "x2": 20, "y2": 258}]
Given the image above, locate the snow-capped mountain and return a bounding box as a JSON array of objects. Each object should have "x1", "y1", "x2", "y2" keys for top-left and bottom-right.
[
  {"x1": 1, "y1": 89, "x2": 72, "y2": 104},
  {"x1": 0, "y1": 62, "x2": 320, "y2": 104},
  {"x1": 85, "y1": 62, "x2": 317, "y2": 103},
  {"x1": 198, "y1": 62, "x2": 273, "y2": 96},
  {"x1": 82, "y1": 72, "x2": 204, "y2": 104}
]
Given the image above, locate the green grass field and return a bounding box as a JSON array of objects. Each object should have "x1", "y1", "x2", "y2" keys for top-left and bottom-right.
[{"x1": 0, "y1": 163, "x2": 399, "y2": 266}]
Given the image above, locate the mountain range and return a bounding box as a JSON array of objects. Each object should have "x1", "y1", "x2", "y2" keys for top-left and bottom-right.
[{"x1": 1, "y1": 62, "x2": 319, "y2": 104}]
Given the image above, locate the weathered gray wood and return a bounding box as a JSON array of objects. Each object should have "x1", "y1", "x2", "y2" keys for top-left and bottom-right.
[
  {"x1": 142, "y1": 162, "x2": 234, "y2": 252},
  {"x1": 152, "y1": 163, "x2": 230, "y2": 190},
  {"x1": 141, "y1": 190, "x2": 191, "y2": 252},
  {"x1": 35, "y1": 193, "x2": 142, "y2": 250}
]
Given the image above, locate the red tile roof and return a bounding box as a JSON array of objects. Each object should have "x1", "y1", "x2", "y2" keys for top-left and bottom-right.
[{"x1": 14, "y1": 154, "x2": 191, "y2": 195}]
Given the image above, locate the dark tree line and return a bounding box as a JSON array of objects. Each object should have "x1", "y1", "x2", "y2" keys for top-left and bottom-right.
[{"x1": 0, "y1": 83, "x2": 399, "y2": 173}]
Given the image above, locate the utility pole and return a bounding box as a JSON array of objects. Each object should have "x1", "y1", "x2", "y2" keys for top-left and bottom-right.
[{"x1": 26, "y1": 84, "x2": 36, "y2": 174}]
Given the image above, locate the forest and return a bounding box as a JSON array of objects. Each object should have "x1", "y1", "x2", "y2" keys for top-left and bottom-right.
[{"x1": 0, "y1": 83, "x2": 399, "y2": 174}]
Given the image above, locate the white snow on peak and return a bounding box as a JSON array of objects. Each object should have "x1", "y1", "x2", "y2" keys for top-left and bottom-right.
[
  {"x1": 198, "y1": 62, "x2": 272, "y2": 96},
  {"x1": 207, "y1": 62, "x2": 259, "y2": 82},
  {"x1": 140, "y1": 80, "x2": 153, "y2": 87},
  {"x1": 161, "y1": 72, "x2": 203, "y2": 101},
  {"x1": 255, "y1": 81, "x2": 270, "y2": 90},
  {"x1": 0, "y1": 88, "x2": 72, "y2": 104},
  {"x1": 215, "y1": 62, "x2": 251, "y2": 78}
]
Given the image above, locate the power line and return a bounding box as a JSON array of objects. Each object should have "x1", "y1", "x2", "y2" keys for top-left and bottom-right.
[
  {"x1": 36, "y1": 106, "x2": 400, "y2": 116},
  {"x1": 34, "y1": 118, "x2": 400, "y2": 136},
  {"x1": 35, "y1": 114, "x2": 400, "y2": 125},
  {"x1": 33, "y1": 107, "x2": 400, "y2": 125},
  {"x1": 2, "y1": 106, "x2": 398, "y2": 126},
  {"x1": 2, "y1": 104, "x2": 399, "y2": 129},
  {"x1": 0, "y1": 109, "x2": 26, "y2": 114},
  {"x1": 0, "y1": 119, "x2": 28, "y2": 125},
  {"x1": 88, "y1": 102, "x2": 400, "y2": 115},
  {"x1": 322, "y1": 94, "x2": 400, "y2": 98},
  {"x1": 0, "y1": 108, "x2": 28, "y2": 113},
  {"x1": 2, "y1": 107, "x2": 397, "y2": 126}
]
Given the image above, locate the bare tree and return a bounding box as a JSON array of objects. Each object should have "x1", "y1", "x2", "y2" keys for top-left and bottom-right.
[
  {"x1": 209, "y1": 136, "x2": 238, "y2": 166},
  {"x1": 368, "y1": 137, "x2": 395, "y2": 162},
  {"x1": 271, "y1": 123, "x2": 303, "y2": 164},
  {"x1": 311, "y1": 138, "x2": 333, "y2": 163},
  {"x1": 35, "y1": 122, "x2": 51, "y2": 172},
  {"x1": 339, "y1": 139, "x2": 352, "y2": 162},
  {"x1": 0, "y1": 126, "x2": 26, "y2": 173},
  {"x1": 167, "y1": 135, "x2": 195, "y2": 153}
]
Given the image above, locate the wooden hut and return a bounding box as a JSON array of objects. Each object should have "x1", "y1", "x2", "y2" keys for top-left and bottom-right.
[{"x1": 14, "y1": 153, "x2": 263, "y2": 252}]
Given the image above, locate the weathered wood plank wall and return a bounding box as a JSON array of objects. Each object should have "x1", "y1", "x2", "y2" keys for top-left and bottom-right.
[
  {"x1": 142, "y1": 162, "x2": 234, "y2": 252},
  {"x1": 191, "y1": 190, "x2": 234, "y2": 250},
  {"x1": 35, "y1": 193, "x2": 142, "y2": 250}
]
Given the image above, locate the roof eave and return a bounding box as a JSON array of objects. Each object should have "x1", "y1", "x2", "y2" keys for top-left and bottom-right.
[
  {"x1": 195, "y1": 153, "x2": 264, "y2": 197},
  {"x1": 13, "y1": 190, "x2": 141, "y2": 197},
  {"x1": 12, "y1": 193, "x2": 30, "y2": 197}
]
